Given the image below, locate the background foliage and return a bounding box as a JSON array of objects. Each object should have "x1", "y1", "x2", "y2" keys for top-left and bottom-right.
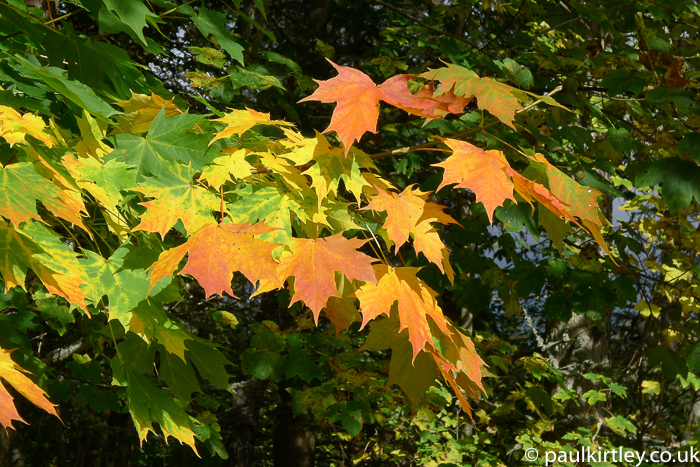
[{"x1": 0, "y1": 0, "x2": 699, "y2": 466}]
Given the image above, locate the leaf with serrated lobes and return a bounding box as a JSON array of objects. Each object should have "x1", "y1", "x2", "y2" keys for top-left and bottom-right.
[
  {"x1": 422, "y1": 64, "x2": 522, "y2": 128},
  {"x1": 0, "y1": 348, "x2": 60, "y2": 433},
  {"x1": 277, "y1": 233, "x2": 378, "y2": 321},
  {"x1": 147, "y1": 222, "x2": 282, "y2": 298},
  {"x1": 355, "y1": 265, "x2": 452, "y2": 361},
  {"x1": 299, "y1": 59, "x2": 385, "y2": 154},
  {"x1": 435, "y1": 139, "x2": 515, "y2": 223}
]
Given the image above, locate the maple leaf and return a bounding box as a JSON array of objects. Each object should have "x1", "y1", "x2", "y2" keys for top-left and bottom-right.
[
  {"x1": 128, "y1": 300, "x2": 193, "y2": 360},
  {"x1": 422, "y1": 64, "x2": 522, "y2": 128},
  {"x1": 300, "y1": 135, "x2": 374, "y2": 206},
  {"x1": 114, "y1": 92, "x2": 182, "y2": 135},
  {"x1": 147, "y1": 222, "x2": 282, "y2": 298},
  {"x1": 0, "y1": 348, "x2": 60, "y2": 432},
  {"x1": 360, "y1": 315, "x2": 437, "y2": 406},
  {"x1": 323, "y1": 275, "x2": 361, "y2": 335},
  {"x1": 299, "y1": 59, "x2": 385, "y2": 154},
  {"x1": 62, "y1": 155, "x2": 137, "y2": 210},
  {"x1": 379, "y1": 75, "x2": 471, "y2": 119},
  {"x1": 134, "y1": 162, "x2": 220, "y2": 238},
  {"x1": 276, "y1": 233, "x2": 377, "y2": 320},
  {"x1": 109, "y1": 110, "x2": 214, "y2": 179},
  {"x1": 0, "y1": 163, "x2": 62, "y2": 227},
  {"x1": 226, "y1": 184, "x2": 318, "y2": 248},
  {"x1": 111, "y1": 358, "x2": 199, "y2": 454},
  {"x1": 507, "y1": 168, "x2": 573, "y2": 223},
  {"x1": 210, "y1": 108, "x2": 293, "y2": 145},
  {"x1": 523, "y1": 154, "x2": 611, "y2": 255},
  {"x1": 20, "y1": 147, "x2": 90, "y2": 232},
  {"x1": 73, "y1": 110, "x2": 111, "y2": 158},
  {"x1": 80, "y1": 244, "x2": 156, "y2": 327},
  {"x1": 362, "y1": 185, "x2": 455, "y2": 274},
  {"x1": 435, "y1": 139, "x2": 515, "y2": 222},
  {"x1": 0, "y1": 106, "x2": 54, "y2": 148},
  {"x1": 355, "y1": 265, "x2": 452, "y2": 360},
  {"x1": 200, "y1": 148, "x2": 254, "y2": 190},
  {"x1": 0, "y1": 222, "x2": 89, "y2": 310}
]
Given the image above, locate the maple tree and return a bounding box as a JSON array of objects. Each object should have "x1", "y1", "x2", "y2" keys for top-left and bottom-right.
[{"x1": 0, "y1": 0, "x2": 698, "y2": 466}]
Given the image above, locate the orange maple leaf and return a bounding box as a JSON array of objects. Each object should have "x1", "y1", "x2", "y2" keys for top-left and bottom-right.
[
  {"x1": 507, "y1": 168, "x2": 574, "y2": 223},
  {"x1": 147, "y1": 222, "x2": 282, "y2": 298},
  {"x1": 299, "y1": 59, "x2": 385, "y2": 154},
  {"x1": 0, "y1": 348, "x2": 60, "y2": 433},
  {"x1": 379, "y1": 75, "x2": 471, "y2": 119},
  {"x1": 276, "y1": 233, "x2": 377, "y2": 320},
  {"x1": 362, "y1": 185, "x2": 455, "y2": 248},
  {"x1": 435, "y1": 139, "x2": 516, "y2": 222},
  {"x1": 355, "y1": 265, "x2": 452, "y2": 361},
  {"x1": 362, "y1": 186, "x2": 456, "y2": 275}
]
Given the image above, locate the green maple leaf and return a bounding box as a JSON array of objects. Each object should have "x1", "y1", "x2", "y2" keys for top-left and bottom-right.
[
  {"x1": 109, "y1": 110, "x2": 214, "y2": 179},
  {"x1": 185, "y1": 339, "x2": 232, "y2": 391},
  {"x1": 110, "y1": 358, "x2": 199, "y2": 453},
  {"x1": 118, "y1": 332, "x2": 157, "y2": 375},
  {"x1": 180, "y1": 5, "x2": 244, "y2": 65},
  {"x1": 0, "y1": 163, "x2": 61, "y2": 227},
  {"x1": 129, "y1": 300, "x2": 192, "y2": 361},
  {"x1": 80, "y1": 244, "x2": 153, "y2": 326},
  {"x1": 103, "y1": 0, "x2": 157, "y2": 45},
  {"x1": 72, "y1": 158, "x2": 137, "y2": 208},
  {"x1": 636, "y1": 157, "x2": 700, "y2": 211},
  {"x1": 158, "y1": 346, "x2": 202, "y2": 403},
  {"x1": 361, "y1": 316, "x2": 437, "y2": 406}
]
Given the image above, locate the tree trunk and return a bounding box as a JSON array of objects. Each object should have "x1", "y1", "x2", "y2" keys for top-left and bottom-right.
[{"x1": 273, "y1": 386, "x2": 315, "y2": 467}]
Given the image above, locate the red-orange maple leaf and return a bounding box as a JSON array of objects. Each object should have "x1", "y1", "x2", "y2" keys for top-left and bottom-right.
[
  {"x1": 276, "y1": 233, "x2": 377, "y2": 320},
  {"x1": 355, "y1": 265, "x2": 452, "y2": 361},
  {"x1": 379, "y1": 75, "x2": 471, "y2": 119},
  {"x1": 299, "y1": 60, "x2": 385, "y2": 154},
  {"x1": 300, "y1": 61, "x2": 470, "y2": 154},
  {"x1": 435, "y1": 139, "x2": 516, "y2": 222},
  {"x1": 147, "y1": 222, "x2": 282, "y2": 297}
]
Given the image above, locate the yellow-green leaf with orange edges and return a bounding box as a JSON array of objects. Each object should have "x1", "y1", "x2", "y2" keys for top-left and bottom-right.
[
  {"x1": 0, "y1": 106, "x2": 54, "y2": 148},
  {"x1": 0, "y1": 163, "x2": 63, "y2": 227},
  {"x1": 134, "y1": 162, "x2": 220, "y2": 238}
]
